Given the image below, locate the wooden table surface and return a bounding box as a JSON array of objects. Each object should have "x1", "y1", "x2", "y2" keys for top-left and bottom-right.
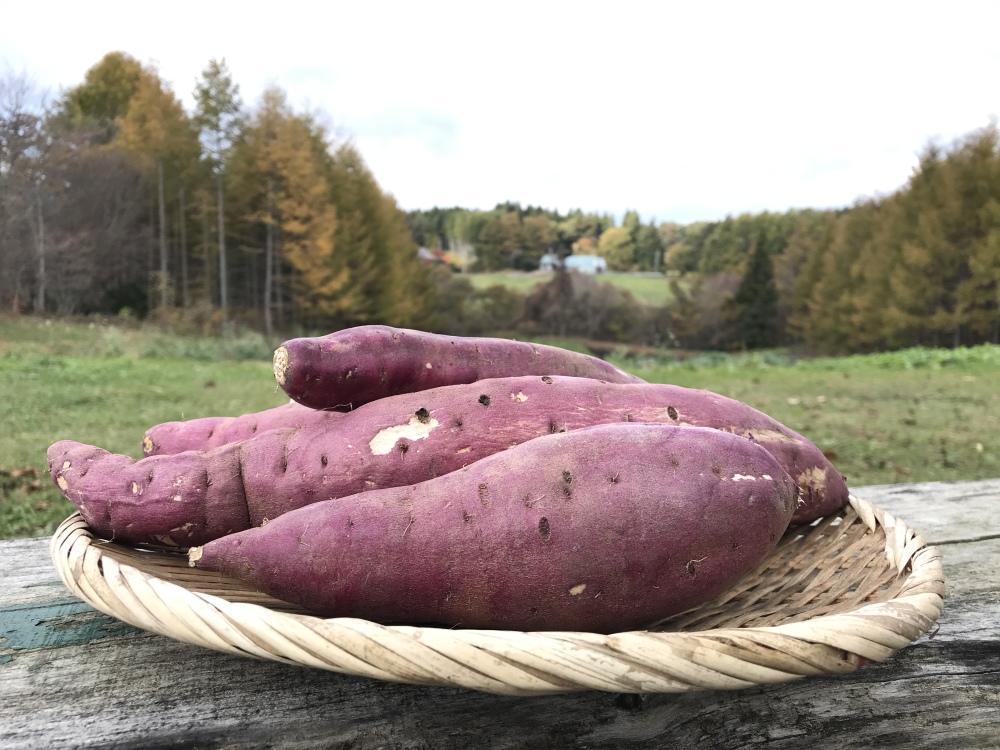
[{"x1": 2, "y1": 479, "x2": 999, "y2": 750}]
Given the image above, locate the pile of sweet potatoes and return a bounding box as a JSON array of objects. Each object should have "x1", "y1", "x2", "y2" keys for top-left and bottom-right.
[{"x1": 48, "y1": 325, "x2": 848, "y2": 633}]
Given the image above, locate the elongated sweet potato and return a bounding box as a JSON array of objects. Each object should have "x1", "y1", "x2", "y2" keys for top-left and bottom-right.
[
  {"x1": 48, "y1": 375, "x2": 845, "y2": 547},
  {"x1": 142, "y1": 402, "x2": 343, "y2": 456},
  {"x1": 189, "y1": 423, "x2": 798, "y2": 632},
  {"x1": 273, "y1": 325, "x2": 644, "y2": 410}
]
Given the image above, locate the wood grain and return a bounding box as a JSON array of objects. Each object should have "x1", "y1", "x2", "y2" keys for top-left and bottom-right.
[{"x1": 2, "y1": 479, "x2": 999, "y2": 749}]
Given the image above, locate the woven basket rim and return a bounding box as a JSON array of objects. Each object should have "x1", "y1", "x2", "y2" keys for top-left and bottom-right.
[{"x1": 49, "y1": 494, "x2": 945, "y2": 696}]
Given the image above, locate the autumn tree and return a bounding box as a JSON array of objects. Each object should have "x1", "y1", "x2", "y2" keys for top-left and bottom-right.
[
  {"x1": 795, "y1": 201, "x2": 880, "y2": 351},
  {"x1": 325, "y1": 143, "x2": 434, "y2": 328},
  {"x1": 117, "y1": 70, "x2": 200, "y2": 310},
  {"x1": 56, "y1": 52, "x2": 145, "y2": 143},
  {"x1": 914, "y1": 127, "x2": 1000, "y2": 346},
  {"x1": 963, "y1": 200, "x2": 1000, "y2": 343},
  {"x1": 194, "y1": 58, "x2": 243, "y2": 320},
  {"x1": 775, "y1": 211, "x2": 835, "y2": 336},
  {"x1": 597, "y1": 225, "x2": 634, "y2": 270}
]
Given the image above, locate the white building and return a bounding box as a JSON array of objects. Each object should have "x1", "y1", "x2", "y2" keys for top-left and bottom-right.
[{"x1": 538, "y1": 254, "x2": 608, "y2": 274}]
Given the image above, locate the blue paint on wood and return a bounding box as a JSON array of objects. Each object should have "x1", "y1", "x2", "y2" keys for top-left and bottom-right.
[{"x1": 0, "y1": 598, "x2": 142, "y2": 665}]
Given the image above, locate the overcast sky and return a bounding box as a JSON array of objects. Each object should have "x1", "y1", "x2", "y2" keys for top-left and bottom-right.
[{"x1": 3, "y1": 1, "x2": 999, "y2": 224}]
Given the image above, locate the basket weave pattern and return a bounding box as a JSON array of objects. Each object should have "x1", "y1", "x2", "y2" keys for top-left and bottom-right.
[{"x1": 49, "y1": 495, "x2": 944, "y2": 695}]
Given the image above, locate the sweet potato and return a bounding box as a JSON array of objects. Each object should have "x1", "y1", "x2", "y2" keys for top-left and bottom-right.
[
  {"x1": 48, "y1": 375, "x2": 845, "y2": 547},
  {"x1": 188, "y1": 423, "x2": 798, "y2": 632},
  {"x1": 142, "y1": 402, "x2": 343, "y2": 456},
  {"x1": 273, "y1": 325, "x2": 644, "y2": 410}
]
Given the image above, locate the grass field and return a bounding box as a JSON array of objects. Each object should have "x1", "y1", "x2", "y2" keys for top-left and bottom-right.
[
  {"x1": 466, "y1": 271, "x2": 677, "y2": 306},
  {"x1": 1, "y1": 316, "x2": 997, "y2": 539},
  {"x1": 0, "y1": 318, "x2": 288, "y2": 538},
  {"x1": 627, "y1": 358, "x2": 1000, "y2": 491}
]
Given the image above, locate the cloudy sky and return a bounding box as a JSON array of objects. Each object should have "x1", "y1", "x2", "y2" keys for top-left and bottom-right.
[{"x1": 3, "y1": 1, "x2": 999, "y2": 224}]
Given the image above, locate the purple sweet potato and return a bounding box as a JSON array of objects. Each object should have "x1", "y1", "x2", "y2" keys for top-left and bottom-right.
[
  {"x1": 48, "y1": 375, "x2": 845, "y2": 547},
  {"x1": 189, "y1": 423, "x2": 797, "y2": 632},
  {"x1": 272, "y1": 325, "x2": 644, "y2": 410},
  {"x1": 49, "y1": 440, "x2": 253, "y2": 546},
  {"x1": 142, "y1": 402, "x2": 344, "y2": 456}
]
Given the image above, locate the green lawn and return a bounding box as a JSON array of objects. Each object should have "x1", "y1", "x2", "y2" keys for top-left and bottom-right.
[
  {"x1": 0, "y1": 318, "x2": 289, "y2": 538},
  {"x1": 1, "y1": 316, "x2": 997, "y2": 539},
  {"x1": 466, "y1": 271, "x2": 677, "y2": 306}
]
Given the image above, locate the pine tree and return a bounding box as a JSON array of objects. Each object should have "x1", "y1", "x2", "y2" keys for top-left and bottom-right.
[{"x1": 733, "y1": 233, "x2": 779, "y2": 349}]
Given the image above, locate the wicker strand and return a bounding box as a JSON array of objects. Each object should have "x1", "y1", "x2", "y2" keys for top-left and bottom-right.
[{"x1": 48, "y1": 494, "x2": 945, "y2": 696}]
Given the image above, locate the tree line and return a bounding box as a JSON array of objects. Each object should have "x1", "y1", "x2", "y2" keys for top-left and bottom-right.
[
  {"x1": 410, "y1": 123, "x2": 1000, "y2": 354},
  {"x1": 0, "y1": 52, "x2": 434, "y2": 335},
  {"x1": 2, "y1": 51, "x2": 998, "y2": 353},
  {"x1": 408, "y1": 204, "x2": 669, "y2": 273}
]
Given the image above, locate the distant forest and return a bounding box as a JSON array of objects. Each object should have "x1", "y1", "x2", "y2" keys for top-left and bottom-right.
[{"x1": 2, "y1": 52, "x2": 998, "y2": 353}]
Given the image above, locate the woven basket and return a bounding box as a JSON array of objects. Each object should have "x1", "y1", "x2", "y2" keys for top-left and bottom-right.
[{"x1": 49, "y1": 494, "x2": 944, "y2": 696}]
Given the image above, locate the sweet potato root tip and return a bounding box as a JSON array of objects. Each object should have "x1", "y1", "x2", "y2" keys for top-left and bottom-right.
[{"x1": 273, "y1": 345, "x2": 289, "y2": 386}]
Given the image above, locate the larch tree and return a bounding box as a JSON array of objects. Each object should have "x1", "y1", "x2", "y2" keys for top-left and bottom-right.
[
  {"x1": 116, "y1": 71, "x2": 199, "y2": 310},
  {"x1": 799, "y1": 201, "x2": 879, "y2": 352},
  {"x1": 273, "y1": 113, "x2": 354, "y2": 326},
  {"x1": 194, "y1": 58, "x2": 243, "y2": 320},
  {"x1": 774, "y1": 212, "x2": 832, "y2": 337},
  {"x1": 948, "y1": 126, "x2": 1000, "y2": 343},
  {"x1": 963, "y1": 210, "x2": 1000, "y2": 343},
  {"x1": 234, "y1": 90, "x2": 363, "y2": 329},
  {"x1": 325, "y1": 143, "x2": 434, "y2": 327}
]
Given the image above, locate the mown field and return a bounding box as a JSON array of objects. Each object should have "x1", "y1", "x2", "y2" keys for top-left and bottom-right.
[
  {"x1": 1, "y1": 316, "x2": 997, "y2": 539},
  {"x1": 466, "y1": 271, "x2": 677, "y2": 306}
]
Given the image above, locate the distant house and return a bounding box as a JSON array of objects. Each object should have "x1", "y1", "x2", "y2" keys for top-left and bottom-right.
[
  {"x1": 539, "y1": 253, "x2": 608, "y2": 274},
  {"x1": 538, "y1": 253, "x2": 560, "y2": 271}
]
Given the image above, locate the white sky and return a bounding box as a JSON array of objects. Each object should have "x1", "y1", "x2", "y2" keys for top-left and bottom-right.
[{"x1": 3, "y1": 1, "x2": 1000, "y2": 224}]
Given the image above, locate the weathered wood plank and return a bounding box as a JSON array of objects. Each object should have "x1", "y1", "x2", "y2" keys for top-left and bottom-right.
[
  {"x1": 2, "y1": 480, "x2": 998, "y2": 750},
  {"x1": 856, "y1": 478, "x2": 1000, "y2": 542}
]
